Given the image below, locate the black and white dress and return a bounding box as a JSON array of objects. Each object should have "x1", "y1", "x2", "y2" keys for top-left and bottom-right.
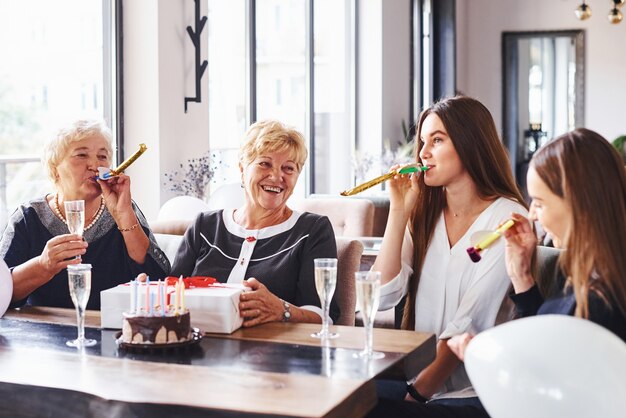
[{"x1": 170, "y1": 209, "x2": 339, "y2": 322}]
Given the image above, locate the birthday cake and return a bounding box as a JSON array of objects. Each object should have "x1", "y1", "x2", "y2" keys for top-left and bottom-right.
[
  {"x1": 121, "y1": 308, "x2": 192, "y2": 344},
  {"x1": 120, "y1": 274, "x2": 193, "y2": 344}
]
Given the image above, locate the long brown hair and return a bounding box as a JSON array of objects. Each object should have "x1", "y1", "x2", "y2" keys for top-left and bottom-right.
[
  {"x1": 402, "y1": 96, "x2": 526, "y2": 330},
  {"x1": 531, "y1": 128, "x2": 626, "y2": 319}
]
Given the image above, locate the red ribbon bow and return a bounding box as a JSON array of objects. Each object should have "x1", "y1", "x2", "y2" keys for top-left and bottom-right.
[{"x1": 165, "y1": 276, "x2": 218, "y2": 289}]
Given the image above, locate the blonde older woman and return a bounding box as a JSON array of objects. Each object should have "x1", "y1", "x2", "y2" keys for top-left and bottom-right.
[
  {"x1": 171, "y1": 120, "x2": 339, "y2": 327},
  {"x1": 0, "y1": 120, "x2": 169, "y2": 309}
]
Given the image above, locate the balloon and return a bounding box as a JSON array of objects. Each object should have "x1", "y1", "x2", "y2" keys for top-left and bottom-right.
[
  {"x1": 465, "y1": 314, "x2": 626, "y2": 418},
  {"x1": 0, "y1": 259, "x2": 12, "y2": 317}
]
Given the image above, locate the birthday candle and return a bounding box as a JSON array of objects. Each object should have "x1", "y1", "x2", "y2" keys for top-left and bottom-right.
[
  {"x1": 130, "y1": 279, "x2": 137, "y2": 314},
  {"x1": 154, "y1": 279, "x2": 162, "y2": 308},
  {"x1": 174, "y1": 280, "x2": 180, "y2": 315},
  {"x1": 180, "y1": 282, "x2": 185, "y2": 314},
  {"x1": 178, "y1": 276, "x2": 184, "y2": 314},
  {"x1": 145, "y1": 277, "x2": 150, "y2": 313},
  {"x1": 158, "y1": 280, "x2": 165, "y2": 316},
  {"x1": 149, "y1": 292, "x2": 154, "y2": 316},
  {"x1": 137, "y1": 282, "x2": 144, "y2": 312}
]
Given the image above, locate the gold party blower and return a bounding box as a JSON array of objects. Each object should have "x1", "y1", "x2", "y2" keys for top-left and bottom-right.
[
  {"x1": 340, "y1": 163, "x2": 429, "y2": 196},
  {"x1": 96, "y1": 143, "x2": 148, "y2": 180}
]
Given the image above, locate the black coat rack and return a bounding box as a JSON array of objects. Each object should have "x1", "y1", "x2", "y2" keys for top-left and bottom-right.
[{"x1": 184, "y1": 0, "x2": 208, "y2": 113}]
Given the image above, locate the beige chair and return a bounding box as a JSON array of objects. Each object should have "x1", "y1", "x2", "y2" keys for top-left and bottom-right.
[
  {"x1": 157, "y1": 196, "x2": 209, "y2": 221},
  {"x1": 154, "y1": 233, "x2": 184, "y2": 263},
  {"x1": 151, "y1": 196, "x2": 209, "y2": 235},
  {"x1": 335, "y1": 237, "x2": 364, "y2": 326},
  {"x1": 294, "y1": 198, "x2": 375, "y2": 237},
  {"x1": 306, "y1": 193, "x2": 390, "y2": 237}
]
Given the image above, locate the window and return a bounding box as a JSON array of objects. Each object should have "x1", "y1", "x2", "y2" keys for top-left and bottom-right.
[
  {"x1": 206, "y1": 0, "x2": 354, "y2": 198},
  {"x1": 313, "y1": 0, "x2": 353, "y2": 194},
  {"x1": 0, "y1": 0, "x2": 118, "y2": 228}
]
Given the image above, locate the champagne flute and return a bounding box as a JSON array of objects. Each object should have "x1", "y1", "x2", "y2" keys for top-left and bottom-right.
[
  {"x1": 64, "y1": 200, "x2": 85, "y2": 260},
  {"x1": 64, "y1": 200, "x2": 85, "y2": 237},
  {"x1": 354, "y1": 270, "x2": 384, "y2": 359},
  {"x1": 311, "y1": 258, "x2": 339, "y2": 339},
  {"x1": 66, "y1": 263, "x2": 97, "y2": 347}
]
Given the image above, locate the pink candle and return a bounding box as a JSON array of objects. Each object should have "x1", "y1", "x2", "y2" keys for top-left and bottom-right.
[
  {"x1": 145, "y1": 277, "x2": 150, "y2": 313},
  {"x1": 174, "y1": 280, "x2": 180, "y2": 315}
]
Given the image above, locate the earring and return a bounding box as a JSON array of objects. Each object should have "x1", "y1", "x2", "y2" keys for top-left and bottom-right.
[{"x1": 240, "y1": 181, "x2": 244, "y2": 188}]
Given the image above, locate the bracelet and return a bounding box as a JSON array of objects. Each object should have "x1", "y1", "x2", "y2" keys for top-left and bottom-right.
[
  {"x1": 118, "y1": 223, "x2": 140, "y2": 232},
  {"x1": 406, "y1": 384, "x2": 428, "y2": 403}
]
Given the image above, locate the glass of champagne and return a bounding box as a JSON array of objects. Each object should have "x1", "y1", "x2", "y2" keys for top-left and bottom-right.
[
  {"x1": 311, "y1": 258, "x2": 339, "y2": 339},
  {"x1": 355, "y1": 270, "x2": 384, "y2": 359},
  {"x1": 64, "y1": 200, "x2": 85, "y2": 237},
  {"x1": 66, "y1": 263, "x2": 97, "y2": 347}
]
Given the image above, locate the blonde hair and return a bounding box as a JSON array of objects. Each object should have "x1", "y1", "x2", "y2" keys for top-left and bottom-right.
[
  {"x1": 238, "y1": 120, "x2": 308, "y2": 171},
  {"x1": 43, "y1": 120, "x2": 114, "y2": 185}
]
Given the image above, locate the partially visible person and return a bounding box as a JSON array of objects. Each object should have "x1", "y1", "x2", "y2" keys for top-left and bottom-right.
[
  {"x1": 0, "y1": 260, "x2": 12, "y2": 317},
  {"x1": 450, "y1": 128, "x2": 626, "y2": 362},
  {"x1": 171, "y1": 120, "x2": 339, "y2": 327},
  {"x1": 368, "y1": 96, "x2": 527, "y2": 418},
  {"x1": 0, "y1": 120, "x2": 169, "y2": 310}
]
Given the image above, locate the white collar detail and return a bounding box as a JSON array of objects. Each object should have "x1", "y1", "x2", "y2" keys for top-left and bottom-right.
[{"x1": 222, "y1": 208, "x2": 302, "y2": 239}]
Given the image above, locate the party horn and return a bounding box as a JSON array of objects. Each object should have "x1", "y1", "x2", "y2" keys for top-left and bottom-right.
[
  {"x1": 340, "y1": 164, "x2": 429, "y2": 196},
  {"x1": 466, "y1": 219, "x2": 515, "y2": 262},
  {"x1": 97, "y1": 143, "x2": 148, "y2": 180}
]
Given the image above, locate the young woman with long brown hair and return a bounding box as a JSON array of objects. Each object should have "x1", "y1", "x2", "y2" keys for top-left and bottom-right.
[
  {"x1": 502, "y1": 128, "x2": 626, "y2": 338},
  {"x1": 370, "y1": 96, "x2": 527, "y2": 418},
  {"x1": 444, "y1": 128, "x2": 626, "y2": 417}
]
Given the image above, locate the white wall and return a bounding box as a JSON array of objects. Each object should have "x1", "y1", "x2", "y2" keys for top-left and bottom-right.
[
  {"x1": 123, "y1": 0, "x2": 209, "y2": 221},
  {"x1": 456, "y1": 0, "x2": 626, "y2": 141}
]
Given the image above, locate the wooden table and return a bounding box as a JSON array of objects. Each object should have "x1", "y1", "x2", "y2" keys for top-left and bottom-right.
[{"x1": 0, "y1": 307, "x2": 435, "y2": 418}]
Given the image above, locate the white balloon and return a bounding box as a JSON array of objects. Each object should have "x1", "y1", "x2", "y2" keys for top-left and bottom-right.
[
  {"x1": 465, "y1": 314, "x2": 626, "y2": 418},
  {"x1": 0, "y1": 259, "x2": 12, "y2": 317}
]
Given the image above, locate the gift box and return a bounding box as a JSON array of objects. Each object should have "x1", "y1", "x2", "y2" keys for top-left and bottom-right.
[{"x1": 100, "y1": 281, "x2": 245, "y2": 334}]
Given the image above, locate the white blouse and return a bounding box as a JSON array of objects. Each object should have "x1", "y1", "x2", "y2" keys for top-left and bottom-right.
[{"x1": 379, "y1": 197, "x2": 528, "y2": 399}]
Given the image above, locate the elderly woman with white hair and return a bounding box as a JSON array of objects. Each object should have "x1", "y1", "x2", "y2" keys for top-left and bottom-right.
[{"x1": 0, "y1": 120, "x2": 169, "y2": 310}]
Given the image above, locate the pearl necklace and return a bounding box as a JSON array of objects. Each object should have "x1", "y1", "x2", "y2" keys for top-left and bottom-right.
[{"x1": 52, "y1": 194, "x2": 105, "y2": 232}]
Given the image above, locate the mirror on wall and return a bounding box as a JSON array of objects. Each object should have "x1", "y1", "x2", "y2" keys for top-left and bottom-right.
[{"x1": 502, "y1": 30, "x2": 584, "y2": 197}]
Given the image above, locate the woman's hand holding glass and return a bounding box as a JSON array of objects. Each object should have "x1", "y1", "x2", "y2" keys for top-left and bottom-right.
[{"x1": 38, "y1": 234, "x2": 88, "y2": 276}]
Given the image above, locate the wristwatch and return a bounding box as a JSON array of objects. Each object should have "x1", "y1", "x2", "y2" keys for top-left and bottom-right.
[
  {"x1": 281, "y1": 299, "x2": 291, "y2": 322},
  {"x1": 406, "y1": 383, "x2": 428, "y2": 403}
]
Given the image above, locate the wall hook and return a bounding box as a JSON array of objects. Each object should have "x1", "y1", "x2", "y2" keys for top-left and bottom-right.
[{"x1": 184, "y1": 0, "x2": 208, "y2": 113}]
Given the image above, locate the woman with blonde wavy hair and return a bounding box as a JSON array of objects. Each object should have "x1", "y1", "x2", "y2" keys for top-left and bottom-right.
[{"x1": 171, "y1": 119, "x2": 339, "y2": 327}]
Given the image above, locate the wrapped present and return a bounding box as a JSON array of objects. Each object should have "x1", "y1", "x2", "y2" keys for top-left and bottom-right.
[{"x1": 100, "y1": 277, "x2": 245, "y2": 334}]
